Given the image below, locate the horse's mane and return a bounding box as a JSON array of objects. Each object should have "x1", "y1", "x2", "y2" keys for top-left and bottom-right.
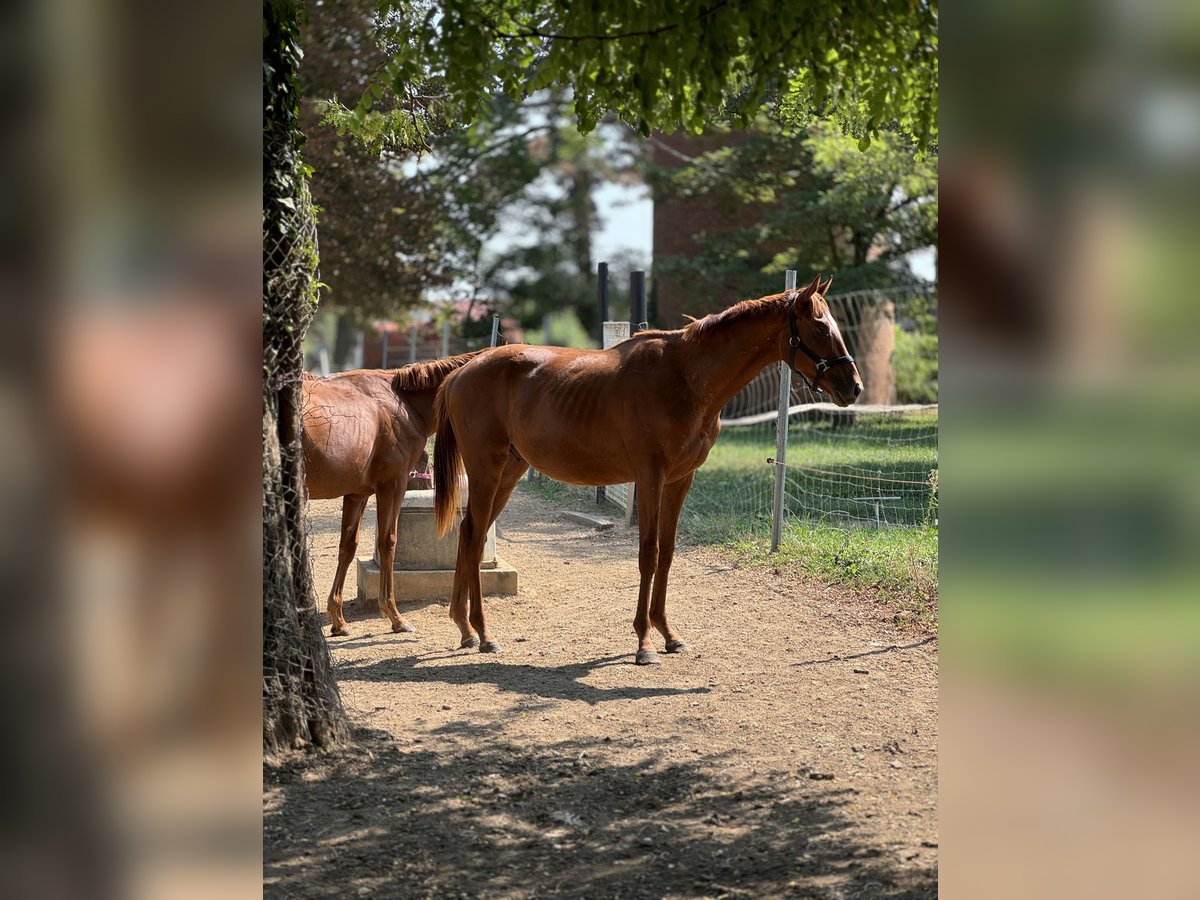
[
  {"x1": 680, "y1": 290, "x2": 827, "y2": 340},
  {"x1": 391, "y1": 349, "x2": 487, "y2": 393}
]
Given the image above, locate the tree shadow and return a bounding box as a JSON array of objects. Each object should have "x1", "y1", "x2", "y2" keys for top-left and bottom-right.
[
  {"x1": 335, "y1": 650, "x2": 710, "y2": 707},
  {"x1": 265, "y1": 731, "x2": 936, "y2": 899},
  {"x1": 792, "y1": 637, "x2": 936, "y2": 667}
]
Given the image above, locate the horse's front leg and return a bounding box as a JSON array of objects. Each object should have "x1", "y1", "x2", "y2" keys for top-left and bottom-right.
[
  {"x1": 327, "y1": 494, "x2": 369, "y2": 636},
  {"x1": 375, "y1": 481, "x2": 416, "y2": 634},
  {"x1": 649, "y1": 472, "x2": 694, "y2": 654},
  {"x1": 632, "y1": 475, "x2": 665, "y2": 665}
]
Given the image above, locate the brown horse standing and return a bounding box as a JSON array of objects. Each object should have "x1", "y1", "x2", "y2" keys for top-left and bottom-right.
[
  {"x1": 434, "y1": 276, "x2": 863, "y2": 664},
  {"x1": 303, "y1": 351, "x2": 484, "y2": 636}
]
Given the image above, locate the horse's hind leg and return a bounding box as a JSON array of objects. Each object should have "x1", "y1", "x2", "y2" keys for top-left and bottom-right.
[
  {"x1": 375, "y1": 480, "x2": 416, "y2": 634},
  {"x1": 327, "y1": 493, "x2": 369, "y2": 636},
  {"x1": 448, "y1": 451, "x2": 527, "y2": 649},
  {"x1": 455, "y1": 455, "x2": 509, "y2": 653},
  {"x1": 650, "y1": 472, "x2": 694, "y2": 654}
]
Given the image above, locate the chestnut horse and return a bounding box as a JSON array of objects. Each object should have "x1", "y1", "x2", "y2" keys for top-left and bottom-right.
[
  {"x1": 302, "y1": 350, "x2": 484, "y2": 636},
  {"x1": 434, "y1": 276, "x2": 863, "y2": 664}
]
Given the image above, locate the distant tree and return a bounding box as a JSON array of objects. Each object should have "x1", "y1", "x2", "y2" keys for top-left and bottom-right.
[
  {"x1": 299, "y1": 0, "x2": 459, "y2": 328},
  {"x1": 652, "y1": 119, "x2": 937, "y2": 314}
]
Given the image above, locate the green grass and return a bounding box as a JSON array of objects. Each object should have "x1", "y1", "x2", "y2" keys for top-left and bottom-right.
[
  {"x1": 729, "y1": 522, "x2": 938, "y2": 626},
  {"x1": 520, "y1": 410, "x2": 938, "y2": 623}
]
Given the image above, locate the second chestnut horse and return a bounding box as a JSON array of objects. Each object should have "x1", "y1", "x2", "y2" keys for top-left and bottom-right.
[
  {"x1": 434, "y1": 276, "x2": 862, "y2": 664},
  {"x1": 303, "y1": 350, "x2": 484, "y2": 636}
]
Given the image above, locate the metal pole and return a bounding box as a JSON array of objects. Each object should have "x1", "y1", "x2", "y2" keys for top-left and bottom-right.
[
  {"x1": 441, "y1": 319, "x2": 450, "y2": 358},
  {"x1": 490, "y1": 315, "x2": 501, "y2": 348},
  {"x1": 381, "y1": 330, "x2": 388, "y2": 368},
  {"x1": 597, "y1": 262, "x2": 609, "y2": 504},
  {"x1": 771, "y1": 270, "x2": 798, "y2": 552},
  {"x1": 409, "y1": 324, "x2": 418, "y2": 363},
  {"x1": 597, "y1": 261, "x2": 609, "y2": 345},
  {"x1": 630, "y1": 270, "x2": 646, "y2": 330}
]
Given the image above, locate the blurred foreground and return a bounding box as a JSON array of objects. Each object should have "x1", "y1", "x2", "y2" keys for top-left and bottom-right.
[
  {"x1": 1, "y1": 1, "x2": 260, "y2": 898},
  {"x1": 943, "y1": 1, "x2": 1200, "y2": 896}
]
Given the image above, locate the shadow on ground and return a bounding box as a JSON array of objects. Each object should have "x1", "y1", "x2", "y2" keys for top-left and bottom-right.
[
  {"x1": 265, "y1": 730, "x2": 935, "y2": 899},
  {"x1": 337, "y1": 650, "x2": 709, "y2": 707}
]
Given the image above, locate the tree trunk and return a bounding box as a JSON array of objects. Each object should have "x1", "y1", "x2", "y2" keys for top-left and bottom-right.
[
  {"x1": 856, "y1": 299, "x2": 897, "y2": 405},
  {"x1": 263, "y1": 0, "x2": 349, "y2": 756}
]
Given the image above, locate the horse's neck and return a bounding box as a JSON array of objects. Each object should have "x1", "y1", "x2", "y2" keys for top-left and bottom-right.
[{"x1": 683, "y1": 308, "x2": 784, "y2": 419}]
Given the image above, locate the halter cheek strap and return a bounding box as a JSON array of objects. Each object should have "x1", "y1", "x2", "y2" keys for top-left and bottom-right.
[{"x1": 787, "y1": 300, "x2": 855, "y2": 394}]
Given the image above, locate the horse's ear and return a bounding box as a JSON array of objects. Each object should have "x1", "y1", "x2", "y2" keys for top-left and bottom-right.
[
  {"x1": 819, "y1": 276, "x2": 833, "y2": 295},
  {"x1": 804, "y1": 274, "x2": 821, "y2": 296}
]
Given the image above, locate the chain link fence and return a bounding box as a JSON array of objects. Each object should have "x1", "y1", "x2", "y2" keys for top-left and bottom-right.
[{"x1": 263, "y1": 182, "x2": 348, "y2": 755}]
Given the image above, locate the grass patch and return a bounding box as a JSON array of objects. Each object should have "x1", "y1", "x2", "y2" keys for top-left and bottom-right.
[
  {"x1": 517, "y1": 408, "x2": 938, "y2": 624},
  {"x1": 728, "y1": 522, "x2": 938, "y2": 627}
]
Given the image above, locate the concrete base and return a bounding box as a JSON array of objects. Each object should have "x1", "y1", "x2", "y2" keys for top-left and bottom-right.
[
  {"x1": 354, "y1": 486, "x2": 518, "y2": 603},
  {"x1": 356, "y1": 555, "x2": 518, "y2": 603}
]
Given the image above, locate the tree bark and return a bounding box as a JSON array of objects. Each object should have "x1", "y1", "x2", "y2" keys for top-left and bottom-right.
[
  {"x1": 855, "y1": 299, "x2": 897, "y2": 405},
  {"x1": 263, "y1": 0, "x2": 349, "y2": 756}
]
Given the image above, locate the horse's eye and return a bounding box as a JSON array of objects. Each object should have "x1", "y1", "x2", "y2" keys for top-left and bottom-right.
[{"x1": 814, "y1": 323, "x2": 831, "y2": 337}]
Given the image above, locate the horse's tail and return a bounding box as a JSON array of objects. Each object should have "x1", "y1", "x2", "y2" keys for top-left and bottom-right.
[{"x1": 433, "y1": 387, "x2": 463, "y2": 538}]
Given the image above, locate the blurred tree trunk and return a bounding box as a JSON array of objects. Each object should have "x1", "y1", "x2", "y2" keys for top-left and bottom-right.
[
  {"x1": 263, "y1": 0, "x2": 348, "y2": 755},
  {"x1": 856, "y1": 299, "x2": 897, "y2": 405}
]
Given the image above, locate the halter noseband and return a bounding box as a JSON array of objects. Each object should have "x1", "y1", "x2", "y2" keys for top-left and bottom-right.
[{"x1": 787, "y1": 298, "x2": 855, "y2": 394}]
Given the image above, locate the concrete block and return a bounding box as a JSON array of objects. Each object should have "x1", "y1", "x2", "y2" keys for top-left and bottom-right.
[
  {"x1": 356, "y1": 556, "x2": 518, "y2": 603},
  {"x1": 356, "y1": 486, "x2": 516, "y2": 603},
  {"x1": 372, "y1": 488, "x2": 496, "y2": 571}
]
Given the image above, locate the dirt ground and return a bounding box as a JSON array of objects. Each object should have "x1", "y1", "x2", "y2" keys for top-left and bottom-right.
[{"x1": 265, "y1": 487, "x2": 938, "y2": 899}]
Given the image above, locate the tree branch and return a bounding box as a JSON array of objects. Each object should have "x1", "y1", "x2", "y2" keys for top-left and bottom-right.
[{"x1": 483, "y1": 1, "x2": 729, "y2": 43}]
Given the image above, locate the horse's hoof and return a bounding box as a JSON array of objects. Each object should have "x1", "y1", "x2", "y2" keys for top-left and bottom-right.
[
  {"x1": 392, "y1": 621, "x2": 417, "y2": 634},
  {"x1": 479, "y1": 640, "x2": 503, "y2": 654},
  {"x1": 459, "y1": 636, "x2": 480, "y2": 650},
  {"x1": 665, "y1": 640, "x2": 690, "y2": 654},
  {"x1": 330, "y1": 625, "x2": 349, "y2": 637},
  {"x1": 635, "y1": 649, "x2": 660, "y2": 666}
]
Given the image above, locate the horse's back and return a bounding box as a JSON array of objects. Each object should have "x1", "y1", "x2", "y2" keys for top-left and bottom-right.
[{"x1": 442, "y1": 342, "x2": 690, "y2": 485}]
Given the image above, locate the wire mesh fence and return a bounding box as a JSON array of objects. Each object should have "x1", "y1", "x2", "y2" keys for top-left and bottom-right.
[
  {"x1": 592, "y1": 284, "x2": 940, "y2": 543},
  {"x1": 263, "y1": 180, "x2": 349, "y2": 754},
  {"x1": 680, "y1": 401, "x2": 938, "y2": 544}
]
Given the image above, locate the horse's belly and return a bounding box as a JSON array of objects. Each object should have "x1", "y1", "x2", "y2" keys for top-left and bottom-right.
[{"x1": 521, "y1": 445, "x2": 634, "y2": 487}]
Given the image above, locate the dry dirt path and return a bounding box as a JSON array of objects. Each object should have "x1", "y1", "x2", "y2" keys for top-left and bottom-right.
[{"x1": 265, "y1": 487, "x2": 937, "y2": 899}]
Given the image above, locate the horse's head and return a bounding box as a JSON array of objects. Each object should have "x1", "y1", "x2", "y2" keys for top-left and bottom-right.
[{"x1": 781, "y1": 275, "x2": 863, "y2": 407}]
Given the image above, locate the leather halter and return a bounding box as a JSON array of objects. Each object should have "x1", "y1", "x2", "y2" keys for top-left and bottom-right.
[{"x1": 787, "y1": 297, "x2": 855, "y2": 394}]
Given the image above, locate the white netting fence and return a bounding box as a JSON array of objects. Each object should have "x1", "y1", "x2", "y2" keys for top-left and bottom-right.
[
  {"x1": 580, "y1": 284, "x2": 939, "y2": 541},
  {"x1": 678, "y1": 399, "x2": 938, "y2": 543}
]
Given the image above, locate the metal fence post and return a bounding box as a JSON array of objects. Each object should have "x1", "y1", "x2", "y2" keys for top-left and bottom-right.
[
  {"x1": 409, "y1": 323, "x2": 418, "y2": 363},
  {"x1": 771, "y1": 270, "x2": 798, "y2": 552},
  {"x1": 490, "y1": 315, "x2": 501, "y2": 348},
  {"x1": 630, "y1": 270, "x2": 646, "y2": 330},
  {"x1": 596, "y1": 262, "x2": 609, "y2": 505},
  {"x1": 597, "y1": 261, "x2": 608, "y2": 345},
  {"x1": 441, "y1": 319, "x2": 450, "y2": 358}
]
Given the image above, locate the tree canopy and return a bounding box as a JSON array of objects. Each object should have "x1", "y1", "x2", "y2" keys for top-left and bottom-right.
[{"x1": 322, "y1": 0, "x2": 938, "y2": 154}]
